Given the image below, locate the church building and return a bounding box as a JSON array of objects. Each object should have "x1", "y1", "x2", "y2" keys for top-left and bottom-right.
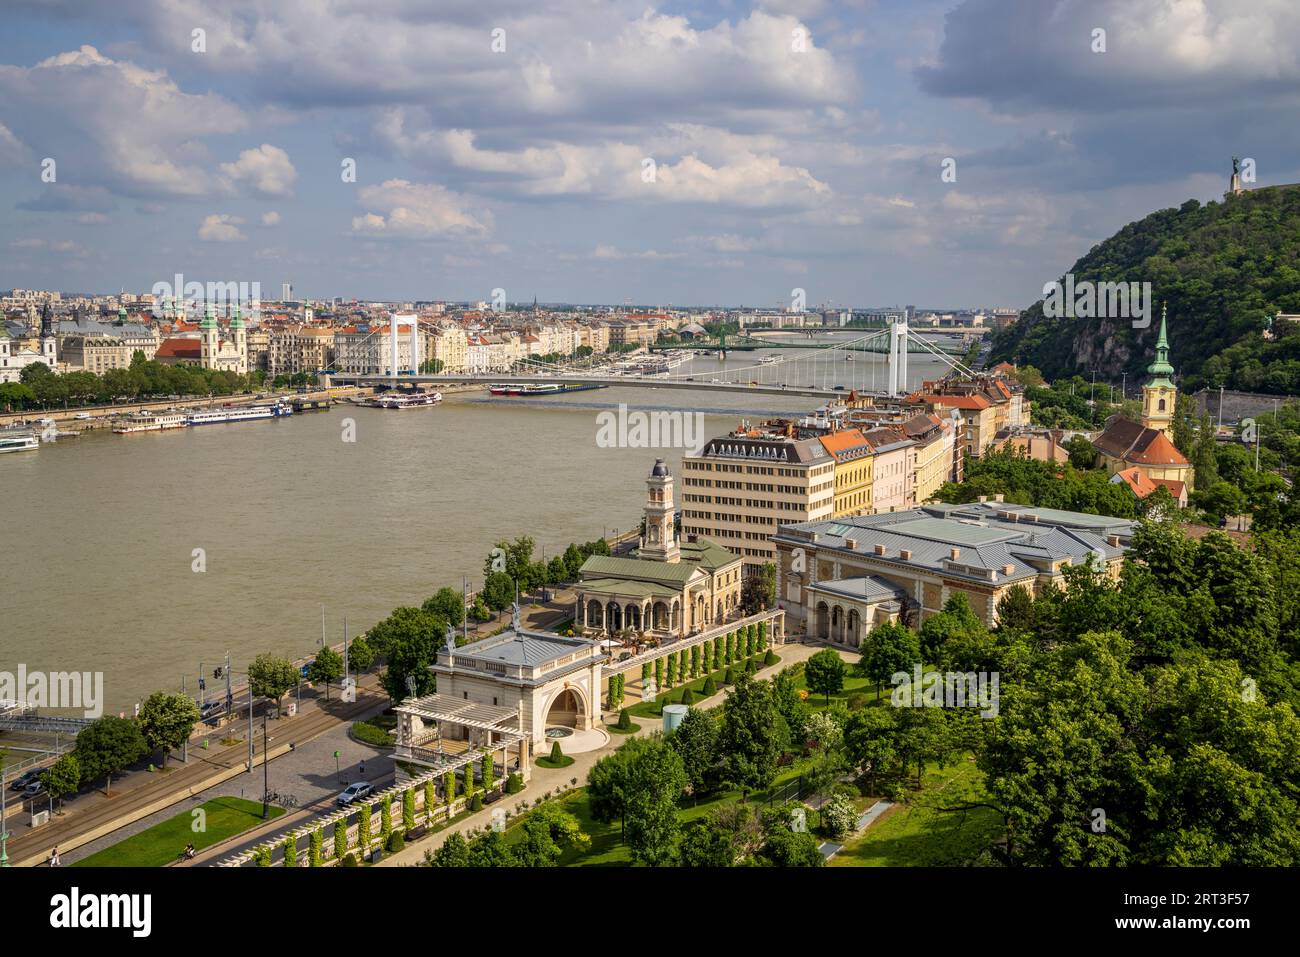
[
  {"x1": 1091, "y1": 306, "x2": 1194, "y2": 499},
  {"x1": 200, "y1": 301, "x2": 249, "y2": 374}
]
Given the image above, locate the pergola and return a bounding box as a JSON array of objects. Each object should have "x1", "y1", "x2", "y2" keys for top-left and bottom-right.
[
  {"x1": 394, "y1": 693, "x2": 527, "y2": 770},
  {"x1": 217, "y1": 694, "x2": 528, "y2": 867}
]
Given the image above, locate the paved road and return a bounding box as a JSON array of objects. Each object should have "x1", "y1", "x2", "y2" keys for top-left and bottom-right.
[{"x1": 7, "y1": 675, "x2": 389, "y2": 867}]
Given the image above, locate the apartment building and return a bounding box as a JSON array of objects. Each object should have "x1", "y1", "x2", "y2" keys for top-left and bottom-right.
[
  {"x1": 680, "y1": 430, "x2": 835, "y2": 568},
  {"x1": 268, "y1": 325, "x2": 334, "y2": 376},
  {"x1": 428, "y1": 321, "x2": 469, "y2": 373},
  {"x1": 862, "y1": 427, "x2": 914, "y2": 512},
  {"x1": 818, "y1": 429, "x2": 876, "y2": 516},
  {"x1": 899, "y1": 411, "x2": 960, "y2": 502}
]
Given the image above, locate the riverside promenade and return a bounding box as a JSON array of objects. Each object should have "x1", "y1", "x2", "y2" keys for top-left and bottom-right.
[{"x1": 5, "y1": 673, "x2": 389, "y2": 867}]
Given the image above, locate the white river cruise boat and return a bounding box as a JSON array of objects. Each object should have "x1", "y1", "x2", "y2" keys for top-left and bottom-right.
[
  {"x1": 371, "y1": 391, "x2": 442, "y2": 409},
  {"x1": 113, "y1": 411, "x2": 188, "y2": 434},
  {"x1": 0, "y1": 432, "x2": 40, "y2": 454},
  {"x1": 186, "y1": 402, "x2": 293, "y2": 426}
]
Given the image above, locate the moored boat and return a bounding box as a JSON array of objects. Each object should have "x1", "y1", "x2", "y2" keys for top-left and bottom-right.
[
  {"x1": 113, "y1": 411, "x2": 188, "y2": 434},
  {"x1": 186, "y1": 402, "x2": 292, "y2": 426},
  {"x1": 371, "y1": 390, "x2": 442, "y2": 408},
  {"x1": 0, "y1": 432, "x2": 39, "y2": 454}
]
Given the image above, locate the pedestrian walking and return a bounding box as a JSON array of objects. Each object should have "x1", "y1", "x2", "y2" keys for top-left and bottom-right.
[
  {"x1": 359, "y1": 760, "x2": 366, "y2": 777},
  {"x1": 49, "y1": 846, "x2": 60, "y2": 867}
]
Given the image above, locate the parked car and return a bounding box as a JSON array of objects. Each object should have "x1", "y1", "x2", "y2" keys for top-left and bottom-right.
[
  {"x1": 73, "y1": 412, "x2": 93, "y2": 420},
  {"x1": 337, "y1": 781, "x2": 373, "y2": 806},
  {"x1": 10, "y1": 769, "x2": 41, "y2": 791},
  {"x1": 22, "y1": 780, "x2": 44, "y2": 797}
]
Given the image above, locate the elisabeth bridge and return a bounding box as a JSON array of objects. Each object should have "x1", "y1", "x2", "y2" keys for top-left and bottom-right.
[{"x1": 330, "y1": 320, "x2": 979, "y2": 400}]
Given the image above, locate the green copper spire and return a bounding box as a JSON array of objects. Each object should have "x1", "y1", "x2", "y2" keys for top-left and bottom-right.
[
  {"x1": 200, "y1": 300, "x2": 217, "y2": 330},
  {"x1": 229, "y1": 300, "x2": 244, "y2": 328},
  {"x1": 1146, "y1": 303, "x2": 1175, "y2": 387},
  {"x1": 117, "y1": 304, "x2": 127, "y2": 321}
]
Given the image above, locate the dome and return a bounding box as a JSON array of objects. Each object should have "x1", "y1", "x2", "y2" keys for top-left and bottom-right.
[{"x1": 650, "y1": 458, "x2": 669, "y2": 477}]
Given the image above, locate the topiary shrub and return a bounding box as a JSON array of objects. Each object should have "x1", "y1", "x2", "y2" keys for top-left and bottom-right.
[
  {"x1": 680, "y1": 687, "x2": 695, "y2": 706},
  {"x1": 309, "y1": 828, "x2": 324, "y2": 867},
  {"x1": 341, "y1": 852, "x2": 358, "y2": 867},
  {"x1": 254, "y1": 845, "x2": 272, "y2": 867},
  {"x1": 723, "y1": 667, "x2": 734, "y2": 685},
  {"x1": 702, "y1": 676, "x2": 717, "y2": 696},
  {"x1": 764, "y1": 650, "x2": 778, "y2": 667},
  {"x1": 282, "y1": 836, "x2": 298, "y2": 867},
  {"x1": 333, "y1": 819, "x2": 348, "y2": 859},
  {"x1": 470, "y1": 793, "x2": 483, "y2": 812},
  {"x1": 386, "y1": 830, "x2": 405, "y2": 853},
  {"x1": 506, "y1": 771, "x2": 524, "y2": 794},
  {"x1": 549, "y1": 740, "x2": 563, "y2": 762},
  {"x1": 616, "y1": 708, "x2": 631, "y2": 730}
]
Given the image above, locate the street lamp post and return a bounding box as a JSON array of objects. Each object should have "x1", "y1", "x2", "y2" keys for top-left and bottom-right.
[{"x1": 261, "y1": 716, "x2": 270, "y2": 819}]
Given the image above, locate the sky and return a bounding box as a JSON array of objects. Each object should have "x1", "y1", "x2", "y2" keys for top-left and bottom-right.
[{"x1": 2, "y1": 0, "x2": 1299, "y2": 308}]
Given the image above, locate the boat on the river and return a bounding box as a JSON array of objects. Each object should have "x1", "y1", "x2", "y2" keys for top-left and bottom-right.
[
  {"x1": 186, "y1": 402, "x2": 292, "y2": 425},
  {"x1": 113, "y1": 411, "x2": 188, "y2": 434},
  {"x1": 0, "y1": 432, "x2": 39, "y2": 454},
  {"x1": 370, "y1": 391, "x2": 442, "y2": 408}
]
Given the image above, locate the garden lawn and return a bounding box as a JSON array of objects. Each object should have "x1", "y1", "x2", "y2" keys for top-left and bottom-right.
[
  {"x1": 74, "y1": 797, "x2": 285, "y2": 867},
  {"x1": 829, "y1": 758, "x2": 1002, "y2": 867},
  {"x1": 626, "y1": 652, "x2": 777, "y2": 719}
]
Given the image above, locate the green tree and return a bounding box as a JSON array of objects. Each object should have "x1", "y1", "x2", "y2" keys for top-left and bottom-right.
[
  {"x1": 466, "y1": 829, "x2": 515, "y2": 866},
  {"x1": 427, "y1": 831, "x2": 471, "y2": 867},
  {"x1": 481, "y1": 571, "x2": 515, "y2": 612},
  {"x1": 858, "y1": 622, "x2": 921, "y2": 700},
  {"x1": 514, "y1": 803, "x2": 591, "y2": 866},
  {"x1": 74, "y1": 715, "x2": 147, "y2": 794},
  {"x1": 624, "y1": 735, "x2": 687, "y2": 867},
  {"x1": 742, "y1": 563, "x2": 777, "y2": 613},
  {"x1": 718, "y1": 672, "x2": 786, "y2": 798},
  {"x1": 668, "y1": 707, "x2": 718, "y2": 798},
  {"x1": 346, "y1": 635, "x2": 375, "y2": 672},
  {"x1": 804, "y1": 648, "x2": 847, "y2": 705},
  {"x1": 422, "y1": 586, "x2": 465, "y2": 629},
  {"x1": 844, "y1": 706, "x2": 899, "y2": 793},
  {"x1": 757, "y1": 803, "x2": 824, "y2": 867},
  {"x1": 40, "y1": 753, "x2": 81, "y2": 809},
  {"x1": 308, "y1": 646, "x2": 344, "y2": 700},
  {"x1": 248, "y1": 653, "x2": 299, "y2": 715},
  {"x1": 136, "y1": 691, "x2": 200, "y2": 766},
  {"x1": 677, "y1": 818, "x2": 737, "y2": 867}
]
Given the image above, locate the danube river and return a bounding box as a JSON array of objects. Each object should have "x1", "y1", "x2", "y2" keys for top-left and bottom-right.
[{"x1": 1, "y1": 339, "x2": 953, "y2": 712}]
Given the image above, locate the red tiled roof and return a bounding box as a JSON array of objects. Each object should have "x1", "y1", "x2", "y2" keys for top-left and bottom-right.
[
  {"x1": 155, "y1": 337, "x2": 201, "y2": 359},
  {"x1": 818, "y1": 429, "x2": 871, "y2": 458},
  {"x1": 918, "y1": 393, "x2": 992, "y2": 410}
]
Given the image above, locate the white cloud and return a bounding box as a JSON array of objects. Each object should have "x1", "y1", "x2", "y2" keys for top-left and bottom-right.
[
  {"x1": 219, "y1": 144, "x2": 297, "y2": 197},
  {"x1": 0, "y1": 46, "x2": 245, "y2": 198},
  {"x1": 261, "y1": 211, "x2": 281, "y2": 226},
  {"x1": 350, "y1": 179, "x2": 492, "y2": 239},
  {"x1": 198, "y1": 214, "x2": 246, "y2": 242}
]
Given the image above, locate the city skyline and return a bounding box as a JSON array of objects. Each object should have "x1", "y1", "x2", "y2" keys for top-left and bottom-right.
[{"x1": 4, "y1": 1, "x2": 1299, "y2": 305}]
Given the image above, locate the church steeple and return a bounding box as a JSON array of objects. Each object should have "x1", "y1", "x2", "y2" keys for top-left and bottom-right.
[{"x1": 1141, "y1": 303, "x2": 1176, "y2": 437}]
